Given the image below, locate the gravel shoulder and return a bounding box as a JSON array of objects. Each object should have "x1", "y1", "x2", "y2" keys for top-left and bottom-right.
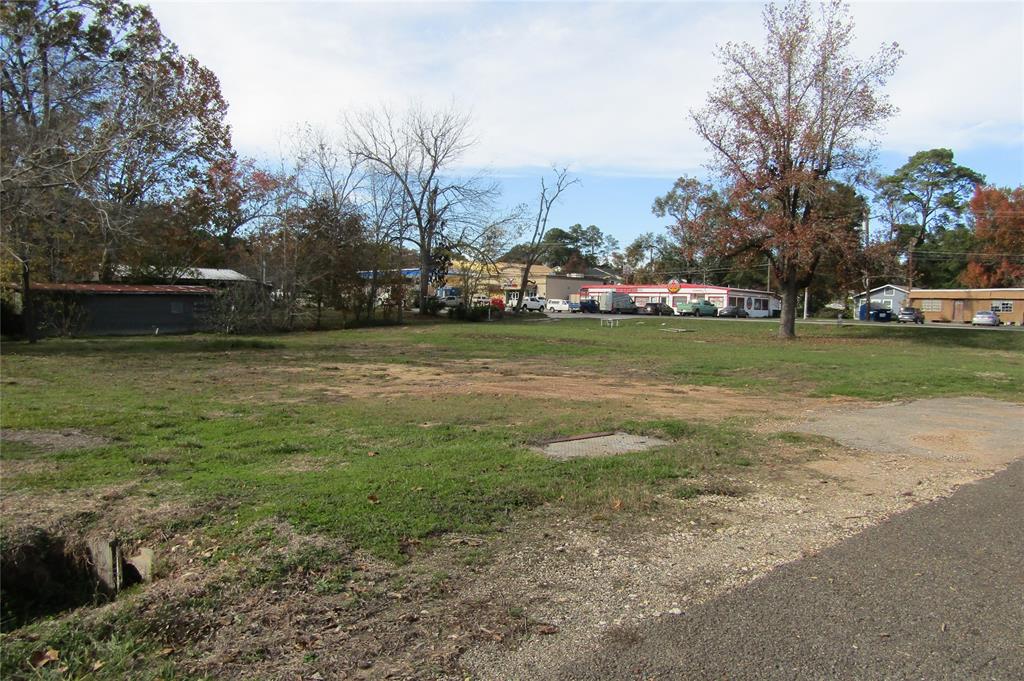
[
  {"x1": 458, "y1": 397, "x2": 1024, "y2": 680},
  {"x1": 556, "y1": 458, "x2": 1024, "y2": 680}
]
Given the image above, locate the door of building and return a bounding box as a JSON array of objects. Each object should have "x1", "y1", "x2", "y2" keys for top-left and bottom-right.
[{"x1": 953, "y1": 299, "x2": 964, "y2": 321}]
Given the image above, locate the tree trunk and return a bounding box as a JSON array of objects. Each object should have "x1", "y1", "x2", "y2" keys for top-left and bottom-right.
[
  {"x1": 368, "y1": 269, "x2": 378, "y2": 319},
  {"x1": 907, "y1": 244, "x2": 915, "y2": 290},
  {"x1": 22, "y1": 260, "x2": 37, "y2": 343},
  {"x1": 395, "y1": 271, "x2": 405, "y2": 324},
  {"x1": 418, "y1": 248, "x2": 431, "y2": 314},
  {"x1": 515, "y1": 260, "x2": 535, "y2": 313},
  {"x1": 778, "y1": 276, "x2": 799, "y2": 339}
]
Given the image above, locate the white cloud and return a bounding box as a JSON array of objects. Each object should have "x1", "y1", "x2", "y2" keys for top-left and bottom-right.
[
  {"x1": 150, "y1": 0, "x2": 1023, "y2": 173},
  {"x1": 855, "y1": 1, "x2": 1024, "y2": 153}
]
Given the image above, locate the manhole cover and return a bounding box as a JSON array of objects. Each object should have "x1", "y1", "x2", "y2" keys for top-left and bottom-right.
[{"x1": 534, "y1": 432, "x2": 670, "y2": 460}]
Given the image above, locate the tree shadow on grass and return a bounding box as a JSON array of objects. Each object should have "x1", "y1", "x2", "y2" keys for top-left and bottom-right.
[
  {"x1": 832, "y1": 324, "x2": 1024, "y2": 351},
  {"x1": 1, "y1": 336, "x2": 285, "y2": 357}
]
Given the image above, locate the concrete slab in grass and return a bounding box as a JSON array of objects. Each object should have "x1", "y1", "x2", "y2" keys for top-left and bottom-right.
[{"x1": 535, "y1": 432, "x2": 671, "y2": 460}]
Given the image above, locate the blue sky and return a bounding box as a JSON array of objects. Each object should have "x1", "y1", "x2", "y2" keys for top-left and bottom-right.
[{"x1": 150, "y1": 1, "x2": 1024, "y2": 247}]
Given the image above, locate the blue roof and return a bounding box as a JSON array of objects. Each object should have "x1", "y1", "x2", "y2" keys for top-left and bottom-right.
[
  {"x1": 357, "y1": 268, "x2": 421, "y2": 280},
  {"x1": 356, "y1": 267, "x2": 471, "y2": 281}
]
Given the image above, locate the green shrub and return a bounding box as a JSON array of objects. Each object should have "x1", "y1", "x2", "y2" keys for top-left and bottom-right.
[{"x1": 449, "y1": 304, "x2": 502, "y2": 322}]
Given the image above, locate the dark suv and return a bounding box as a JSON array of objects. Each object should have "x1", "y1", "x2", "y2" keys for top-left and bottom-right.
[
  {"x1": 897, "y1": 307, "x2": 924, "y2": 324},
  {"x1": 643, "y1": 302, "x2": 675, "y2": 316},
  {"x1": 578, "y1": 299, "x2": 600, "y2": 313}
]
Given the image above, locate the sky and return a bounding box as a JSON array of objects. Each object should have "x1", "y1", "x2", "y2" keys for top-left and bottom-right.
[{"x1": 148, "y1": 0, "x2": 1024, "y2": 247}]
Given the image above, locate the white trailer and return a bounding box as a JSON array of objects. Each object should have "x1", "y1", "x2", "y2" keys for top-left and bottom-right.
[{"x1": 597, "y1": 291, "x2": 637, "y2": 314}]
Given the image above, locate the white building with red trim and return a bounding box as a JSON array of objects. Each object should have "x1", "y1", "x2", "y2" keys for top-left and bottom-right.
[{"x1": 580, "y1": 282, "x2": 781, "y2": 317}]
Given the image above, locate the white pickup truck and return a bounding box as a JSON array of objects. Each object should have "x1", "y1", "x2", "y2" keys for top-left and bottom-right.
[{"x1": 519, "y1": 296, "x2": 547, "y2": 311}]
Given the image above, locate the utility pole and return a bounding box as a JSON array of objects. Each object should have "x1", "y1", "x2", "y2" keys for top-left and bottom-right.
[{"x1": 863, "y1": 274, "x2": 872, "y2": 322}]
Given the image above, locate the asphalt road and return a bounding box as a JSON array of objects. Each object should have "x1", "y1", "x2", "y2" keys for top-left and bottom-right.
[
  {"x1": 546, "y1": 311, "x2": 1021, "y2": 331},
  {"x1": 557, "y1": 460, "x2": 1024, "y2": 680}
]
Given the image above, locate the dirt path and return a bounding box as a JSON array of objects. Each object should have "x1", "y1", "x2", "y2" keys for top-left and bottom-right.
[{"x1": 457, "y1": 397, "x2": 1024, "y2": 680}]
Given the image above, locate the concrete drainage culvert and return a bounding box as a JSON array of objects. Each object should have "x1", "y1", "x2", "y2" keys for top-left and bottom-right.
[
  {"x1": 534, "y1": 432, "x2": 670, "y2": 460},
  {"x1": 0, "y1": 529, "x2": 154, "y2": 631}
]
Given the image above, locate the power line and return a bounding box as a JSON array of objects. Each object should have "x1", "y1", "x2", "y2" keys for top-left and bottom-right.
[{"x1": 912, "y1": 250, "x2": 1024, "y2": 257}]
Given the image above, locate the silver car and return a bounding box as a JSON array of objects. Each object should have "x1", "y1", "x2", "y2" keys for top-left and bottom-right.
[{"x1": 971, "y1": 310, "x2": 1001, "y2": 326}]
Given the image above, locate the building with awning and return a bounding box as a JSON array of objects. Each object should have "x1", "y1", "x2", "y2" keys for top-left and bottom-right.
[{"x1": 579, "y1": 282, "x2": 781, "y2": 317}]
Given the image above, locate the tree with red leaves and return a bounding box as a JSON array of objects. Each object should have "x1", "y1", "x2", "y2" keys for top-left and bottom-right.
[
  {"x1": 189, "y1": 155, "x2": 285, "y2": 253},
  {"x1": 962, "y1": 187, "x2": 1024, "y2": 288},
  {"x1": 687, "y1": 0, "x2": 902, "y2": 338}
]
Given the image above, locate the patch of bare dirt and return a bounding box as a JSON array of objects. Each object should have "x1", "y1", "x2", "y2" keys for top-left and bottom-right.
[
  {"x1": 273, "y1": 361, "x2": 849, "y2": 420},
  {"x1": 2, "y1": 428, "x2": 111, "y2": 452},
  {"x1": 0, "y1": 479, "x2": 220, "y2": 557}
]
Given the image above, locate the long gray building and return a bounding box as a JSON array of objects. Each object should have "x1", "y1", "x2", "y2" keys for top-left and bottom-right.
[{"x1": 27, "y1": 283, "x2": 216, "y2": 336}]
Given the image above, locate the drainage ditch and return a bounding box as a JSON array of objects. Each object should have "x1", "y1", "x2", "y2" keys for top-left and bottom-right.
[{"x1": 0, "y1": 529, "x2": 152, "y2": 632}]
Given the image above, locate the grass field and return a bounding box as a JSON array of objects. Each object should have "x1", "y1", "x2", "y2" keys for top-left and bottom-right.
[{"x1": 1, "y1": 317, "x2": 1022, "y2": 678}]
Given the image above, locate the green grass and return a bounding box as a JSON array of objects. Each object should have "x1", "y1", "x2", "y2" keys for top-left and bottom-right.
[
  {"x1": 1, "y1": 318, "x2": 1021, "y2": 676},
  {"x1": 2, "y1": 318, "x2": 1021, "y2": 558}
]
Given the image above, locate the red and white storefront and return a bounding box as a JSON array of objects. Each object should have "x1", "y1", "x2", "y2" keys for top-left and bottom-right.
[{"x1": 579, "y1": 283, "x2": 781, "y2": 317}]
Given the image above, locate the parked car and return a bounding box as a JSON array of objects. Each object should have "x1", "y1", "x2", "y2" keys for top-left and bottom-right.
[
  {"x1": 718, "y1": 305, "x2": 749, "y2": 318},
  {"x1": 546, "y1": 299, "x2": 572, "y2": 312},
  {"x1": 438, "y1": 295, "x2": 460, "y2": 307},
  {"x1": 896, "y1": 307, "x2": 924, "y2": 324},
  {"x1": 520, "y1": 296, "x2": 546, "y2": 312},
  {"x1": 578, "y1": 299, "x2": 600, "y2": 313},
  {"x1": 567, "y1": 301, "x2": 581, "y2": 313},
  {"x1": 677, "y1": 300, "x2": 718, "y2": 317},
  {"x1": 858, "y1": 304, "x2": 893, "y2": 321},
  {"x1": 869, "y1": 307, "x2": 893, "y2": 322},
  {"x1": 643, "y1": 302, "x2": 675, "y2": 316},
  {"x1": 971, "y1": 310, "x2": 1001, "y2": 326}
]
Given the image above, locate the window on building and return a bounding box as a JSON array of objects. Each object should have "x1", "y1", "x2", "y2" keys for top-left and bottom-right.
[
  {"x1": 920, "y1": 299, "x2": 941, "y2": 312},
  {"x1": 991, "y1": 300, "x2": 1014, "y2": 313},
  {"x1": 884, "y1": 287, "x2": 894, "y2": 296},
  {"x1": 170, "y1": 301, "x2": 184, "y2": 314},
  {"x1": 753, "y1": 299, "x2": 768, "y2": 310}
]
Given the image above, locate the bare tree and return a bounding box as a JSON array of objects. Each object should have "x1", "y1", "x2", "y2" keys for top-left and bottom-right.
[
  {"x1": 513, "y1": 167, "x2": 577, "y2": 312},
  {"x1": 688, "y1": 0, "x2": 902, "y2": 338},
  {"x1": 346, "y1": 102, "x2": 501, "y2": 311},
  {"x1": 451, "y1": 208, "x2": 522, "y2": 306},
  {"x1": 291, "y1": 124, "x2": 363, "y2": 216},
  {"x1": 360, "y1": 169, "x2": 410, "y2": 321}
]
